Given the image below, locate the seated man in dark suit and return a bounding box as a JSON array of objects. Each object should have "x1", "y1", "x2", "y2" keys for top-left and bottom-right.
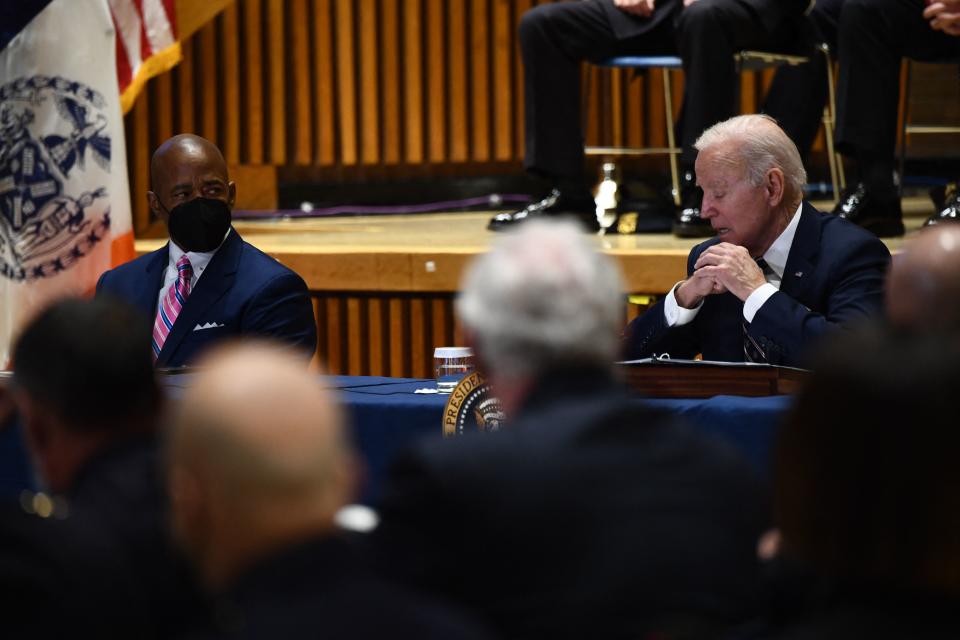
[
  {"x1": 831, "y1": 0, "x2": 960, "y2": 233},
  {"x1": 374, "y1": 220, "x2": 769, "y2": 639},
  {"x1": 169, "y1": 343, "x2": 493, "y2": 640},
  {"x1": 490, "y1": 0, "x2": 814, "y2": 236},
  {"x1": 4, "y1": 297, "x2": 207, "y2": 637},
  {"x1": 96, "y1": 134, "x2": 316, "y2": 368},
  {"x1": 623, "y1": 114, "x2": 890, "y2": 367}
]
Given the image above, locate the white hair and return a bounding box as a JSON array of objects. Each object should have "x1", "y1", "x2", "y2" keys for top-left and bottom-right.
[
  {"x1": 695, "y1": 114, "x2": 807, "y2": 203},
  {"x1": 456, "y1": 220, "x2": 625, "y2": 380}
]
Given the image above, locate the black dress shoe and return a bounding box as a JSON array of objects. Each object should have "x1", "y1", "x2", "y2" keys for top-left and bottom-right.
[
  {"x1": 832, "y1": 182, "x2": 905, "y2": 237},
  {"x1": 672, "y1": 172, "x2": 714, "y2": 238},
  {"x1": 487, "y1": 189, "x2": 600, "y2": 232},
  {"x1": 924, "y1": 183, "x2": 960, "y2": 226},
  {"x1": 928, "y1": 181, "x2": 956, "y2": 212}
]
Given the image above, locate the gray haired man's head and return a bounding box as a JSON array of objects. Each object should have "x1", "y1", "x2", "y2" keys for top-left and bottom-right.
[
  {"x1": 695, "y1": 113, "x2": 807, "y2": 207},
  {"x1": 456, "y1": 220, "x2": 625, "y2": 380}
]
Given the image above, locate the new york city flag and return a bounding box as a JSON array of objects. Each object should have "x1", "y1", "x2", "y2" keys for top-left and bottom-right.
[{"x1": 0, "y1": 0, "x2": 179, "y2": 367}]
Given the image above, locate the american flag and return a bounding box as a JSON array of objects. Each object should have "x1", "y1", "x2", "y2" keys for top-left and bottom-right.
[
  {"x1": 109, "y1": 0, "x2": 181, "y2": 114},
  {"x1": 0, "y1": 0, "x2": 181, "y2": 366}
]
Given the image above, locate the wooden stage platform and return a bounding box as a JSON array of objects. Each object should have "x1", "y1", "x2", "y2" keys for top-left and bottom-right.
[{"x1": 134, "y1": 203, "x2": 920, "y2": 378}]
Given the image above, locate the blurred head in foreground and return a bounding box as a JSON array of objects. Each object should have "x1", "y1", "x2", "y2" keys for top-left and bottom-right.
[
  {"x1": 456, "y1": 219, "x2": 624, "y2": 411},
  {"x1": 886, "y1": 224, "x2": 960, "y2": 333},
  {"x1": 168, "y1": 342, "x2": 356, "y2": 589},
  {"x1": 12, "y1": 296, "x2": 160, "y2": 492},
  {"x1": 776, "y1": 325, "x2": 960, "y2": 594}
]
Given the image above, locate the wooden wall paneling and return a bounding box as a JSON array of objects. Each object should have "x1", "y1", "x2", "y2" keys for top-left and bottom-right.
[
  {"x1": 290, "y1": 0, "x2": 313, "y2": 165},
  {"x1": 626, "y1": 66, "x2": 643, "y2": 148},
  {"x1": 310, "y1": 296, "x2": 323, "y2": 368},
  {"x1": 452, "y1": 309, "x2": 465, "y2": 347},
  {"x1": 152, "y1": 73, "x2": 174, "y2": 147},
  {"x1": 671, "y1": 68, "x2": 683, "y2": 122},
  {"x1": 389, "y1": 297, "x2": 410, "y2": 377},
  {"x1": 403, "y1": 0, "x2": 424, "y2": 164},
  {"x1": 426, "y1": 0, "x2": 447, "y2": 163},
  {"x1": 409, "y1": 298, "x2": 428, "y2": 378},
  {"x1": 128, "y1": 96, "x2": 151, "y2": 234},
  {"x1": 359, "y1": 0, "x2": 381, "y2": 165},
  {"x1": 312, "y1": 0, "x2": 335, "y2": 166},
  {"x1": 176, "y1": 38, "x2": 196, "y2": 134},
  {"x1": 646, "y1": 69, "x2": 666, "y2": 148},
  {"x1": 448, "y1": 2, "x2": 469, "y2": 162},
  {"x1": 739, "y1": 70, "x2": 757, "y2": 114},
  {"x1": 314, "y1": 294, "x2": 328, "y2": 369},
  {"x1": 242, "y1": 0, "x2": 264, "y2": 163},
  {"x1": 324, "y1": 296, "x2": 346, "y2": 374},
  {"x1": 611, "y1": 68, "x2": 624, "y2": 147},
  {"x1": 198, "y1": 21, "x2": 219, "y2": 143},
  {"x1": 583, "y1": 68, "x2": 600, "y2": 144},
  {"x1": 430, "y1": 297, "x2": 452, "y2": 349},
  {"x1": 471, "y1": 0, "x2": 491, "y2": 161},
  {"x1": 266, "y1": 0, "x2": 287, "y2": 164},
  {"x1": 346, "y1": 296, "x2": 366, "y2": 374},
  {"x1": 336, "y1": 0, "x2": 359, "y2": 165},
  {"x1": 381, "y1": 0, "x2": 401, "y2": 165},
  {"x1": 220, "y1": 4, "x2": 241, "y2": 164},
  {"x1": 759, "y1": 68, "x2": 774, "y2": 101},
  {"x1": 367, "y1": 297, "x2": 387, "y2": 376},
  {"x1": 493, "y1": 0, "x2": 513, "y2": 160}
]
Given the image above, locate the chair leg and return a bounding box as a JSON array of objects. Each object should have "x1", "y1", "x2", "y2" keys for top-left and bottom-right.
[
  {"x1": 662, "y1": 68, "x2": 681, "y2": 207},
  {"x1": 821, "y1": 44, "x2": 845, "y2": 202}
]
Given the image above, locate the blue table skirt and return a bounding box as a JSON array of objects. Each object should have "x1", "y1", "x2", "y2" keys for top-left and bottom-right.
[{"x1": 0, "y1": 376, "x2": 793, "y2": 505}]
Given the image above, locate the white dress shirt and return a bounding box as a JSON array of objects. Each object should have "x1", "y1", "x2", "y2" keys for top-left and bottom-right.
[
  {"x1": 664, "y1": 203, "x2": 803, "y2": 327},
  {"x1": 155, "y1": 229, "x2": 231, "y2": 314}
]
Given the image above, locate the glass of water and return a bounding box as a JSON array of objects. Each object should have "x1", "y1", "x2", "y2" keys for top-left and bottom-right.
[{"x1": 434, "y1": 347, "x2": 475, "y2": 393}]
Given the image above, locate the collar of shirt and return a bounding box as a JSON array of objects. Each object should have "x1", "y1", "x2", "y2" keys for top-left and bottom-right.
[
  {"x1": 156, "y1": 229, "x2": 232, "y2": 318},
  {"x1": 165, "y1": 228, "x2": 231, "y2": 285},
  {"x1": 760, "y1": 202, "x2": 802, "y2": 283}
]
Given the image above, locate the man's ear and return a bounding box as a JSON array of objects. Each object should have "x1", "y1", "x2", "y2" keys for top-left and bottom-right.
[
  {"x1": 148, "y1": 191, "x2": 166, "y2": 222},
  {"x1": 765, "y1": 168, "x2": 786, "y2": 208},
  {"x1": 227, "y1": 181, "x2": 237, "y2": 208}
]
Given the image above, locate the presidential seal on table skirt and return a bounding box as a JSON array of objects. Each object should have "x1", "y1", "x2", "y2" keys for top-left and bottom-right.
[{"x1": 442, "y1": 372, "x2": 506, "y2": 436}]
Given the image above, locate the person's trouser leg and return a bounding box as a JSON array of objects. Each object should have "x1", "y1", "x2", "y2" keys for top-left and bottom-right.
[
  {"x1": 763, "y1": 0, "x2": 844, "y2": 160},
  {"x1": 676, "y1": 0, "x2": 797, "y2": 166},
  {"x1": 521, "y1": 0, "x2": 675, "y2": 182}
]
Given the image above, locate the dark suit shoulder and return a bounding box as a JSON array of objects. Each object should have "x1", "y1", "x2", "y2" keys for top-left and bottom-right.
[
  {"x1": 97, "y1": 246, "x2": 165, "y2": 286},
  {"x1": 815, "y1": 209, "x2": 890, "y2": 258},
  {"x1": 236, "y1": 239, "x2": 308, "y2": 287}
]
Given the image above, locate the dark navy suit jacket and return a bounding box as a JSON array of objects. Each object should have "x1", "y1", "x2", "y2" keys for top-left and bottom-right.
[
  {"x1": 374, "y1": 370, "x2": 768, "y2": 639},
  {"x1": 623, "y1": 203, "x2": 891, "y2": 367},
  {"x1": 96, "y1": 229, "x2": 317, "y2": 368}
]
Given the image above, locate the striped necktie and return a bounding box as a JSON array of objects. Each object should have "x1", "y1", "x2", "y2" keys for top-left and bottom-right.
[
  {"x1": 152, "y1": 255, "x2": 193, "y2": 361},
  {"x1": 742, "y1": 258, "x2": 774, "y2": 363}
]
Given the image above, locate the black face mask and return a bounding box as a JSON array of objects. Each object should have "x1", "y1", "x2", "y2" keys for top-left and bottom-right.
[{"x1": 165, "y1": 197, "x2": 232, "y2": 253}]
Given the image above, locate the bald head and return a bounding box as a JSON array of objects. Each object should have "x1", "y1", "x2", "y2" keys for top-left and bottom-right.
[
  {"x1": 887, "y1": 225, "x2": 960, "y2": 332},
  {"x1": 148, "y1": 134, "x2": 235, "y2": 225},
  {"x1": 169, "y1": 343, "x2": 354, "y2": 587}
]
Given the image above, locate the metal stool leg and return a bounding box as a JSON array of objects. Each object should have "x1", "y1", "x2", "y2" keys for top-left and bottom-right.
[
  {"x1": 821, "y1": 43, "x2": 845, "y2": 202},
  {"x1": 662, "y1": 68, "x2": 681, "y2": 207}
]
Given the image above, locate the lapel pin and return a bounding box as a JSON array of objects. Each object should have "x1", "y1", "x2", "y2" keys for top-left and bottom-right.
[{"x1": 794, "y1": 271, "x2": 803, "y2": 278}]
